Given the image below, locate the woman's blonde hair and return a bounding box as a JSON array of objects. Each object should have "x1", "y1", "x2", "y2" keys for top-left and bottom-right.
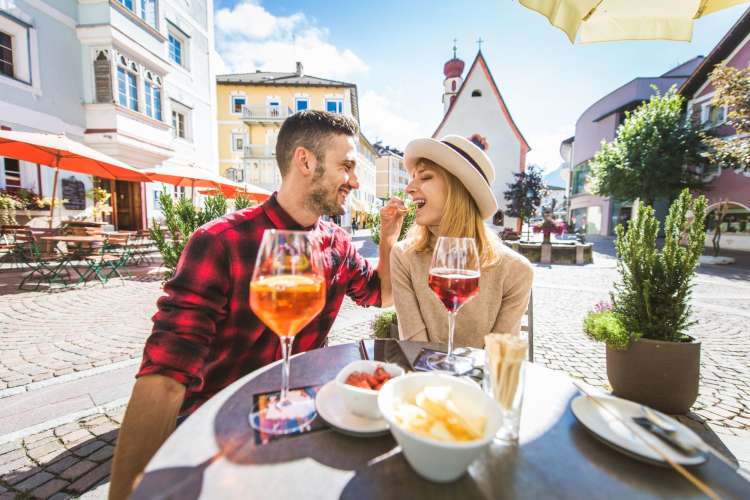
[{"x1": 405, "y1": 158, "x2": 501, "y2": 267}]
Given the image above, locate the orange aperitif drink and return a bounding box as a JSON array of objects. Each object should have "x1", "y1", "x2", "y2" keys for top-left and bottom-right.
[{"x1": 250, "y1": 274, "x2": 326, "y2": 337}]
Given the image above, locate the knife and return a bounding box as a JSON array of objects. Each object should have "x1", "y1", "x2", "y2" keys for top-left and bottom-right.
[{"x1": 632, "y1": 417, "x2": 703, "y2": 457}]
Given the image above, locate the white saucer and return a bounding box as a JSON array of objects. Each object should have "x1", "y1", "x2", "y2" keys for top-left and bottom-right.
[
  {"x1": 571, "y1": 395, "x2": 707, "y2": 467},
  {"x1": 315, "y1": 381, "x2": 390, "y2": 437}
]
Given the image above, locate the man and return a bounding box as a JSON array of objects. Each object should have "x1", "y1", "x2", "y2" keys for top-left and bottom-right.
[{"x1": 109, "y1": 111, "x2": 406, "y2": 499}]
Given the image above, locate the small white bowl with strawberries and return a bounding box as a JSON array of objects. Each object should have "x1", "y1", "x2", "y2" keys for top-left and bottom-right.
[{"x1": 335, "y1": 360, "x2": 405, "y2": 419}]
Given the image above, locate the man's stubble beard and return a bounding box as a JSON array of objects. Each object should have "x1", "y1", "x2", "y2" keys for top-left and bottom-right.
[{"x1": 305, "y1": 163, "x2": 346, "y2": 217}]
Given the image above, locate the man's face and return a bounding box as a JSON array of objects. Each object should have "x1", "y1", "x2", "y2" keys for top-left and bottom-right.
[{"x1": 306, "y1": 134, "x2": 359, "y2": 217}]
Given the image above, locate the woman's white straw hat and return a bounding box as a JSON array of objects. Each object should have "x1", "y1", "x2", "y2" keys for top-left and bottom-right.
[{"x1": 404, "y1": 135, "x2": 498, "y2": 219}]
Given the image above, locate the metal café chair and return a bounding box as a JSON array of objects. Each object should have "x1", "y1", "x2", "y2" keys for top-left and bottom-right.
[{"x1": 9, "y1": 228, "x2": 71, "y2": 290}]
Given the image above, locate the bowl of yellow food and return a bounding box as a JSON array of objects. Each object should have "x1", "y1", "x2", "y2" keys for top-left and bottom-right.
[{"x1": 377, "y1": 372, "x2": 502, "y2": 482}]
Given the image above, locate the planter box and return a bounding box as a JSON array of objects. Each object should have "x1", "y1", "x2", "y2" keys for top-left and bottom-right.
[{"x1": 606, "y1": 338, "x2": 700, "y2": 414}]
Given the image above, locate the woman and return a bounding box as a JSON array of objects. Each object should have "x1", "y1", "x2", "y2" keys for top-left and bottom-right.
[{"x1": 390, "y1": 135, "x2": 533, "y2": 348}]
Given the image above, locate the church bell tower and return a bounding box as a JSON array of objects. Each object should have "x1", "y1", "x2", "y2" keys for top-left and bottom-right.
[{"x1": 442, "y1": 41, "x2": 465, "y2": 114}]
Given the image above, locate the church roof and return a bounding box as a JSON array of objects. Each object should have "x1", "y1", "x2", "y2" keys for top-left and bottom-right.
[{"x1": 433, "y1": 51, "x2": 530, "y2": 152}]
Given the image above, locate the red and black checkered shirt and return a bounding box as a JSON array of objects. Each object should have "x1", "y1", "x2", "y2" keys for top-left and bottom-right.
[{"x1": 137, "y1": 193, "x2": 381, "y2": 415}]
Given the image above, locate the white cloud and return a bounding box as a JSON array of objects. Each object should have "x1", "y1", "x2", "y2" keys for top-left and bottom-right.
[
  {"x1": 525, "y1": 125, "x2": 575, "y2": 173},
  {"x1": 359, "y1": 90, "x2": 429, "y2": 150},
  {"x1": 214, "y1": 1, "x2": 368, "y2": 79}
]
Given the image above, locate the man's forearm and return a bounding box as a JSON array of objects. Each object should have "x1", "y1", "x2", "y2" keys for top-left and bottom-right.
[
  {"x1": 109, "y1": 375, "x2": 186, "y2": 500},
  {"x1": 376, "y1": 241, "x2": 394, "y2": 307}
]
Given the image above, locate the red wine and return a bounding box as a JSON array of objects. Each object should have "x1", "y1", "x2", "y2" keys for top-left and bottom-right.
[{"x1": 428, "y1": 268, "x2": 480, "y2": 313}]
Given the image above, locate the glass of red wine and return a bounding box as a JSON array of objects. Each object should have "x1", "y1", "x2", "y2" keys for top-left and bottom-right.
[{"x1": 427, "y1": 236, "x2": 480, "y2": 373}]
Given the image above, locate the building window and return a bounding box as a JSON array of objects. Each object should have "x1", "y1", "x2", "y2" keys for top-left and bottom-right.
[
  {"x1": 144, "y1": 78, "x2": 162, "y2": 120},
  {"x1": 0, "y1": 15, "x2": 33, "y2": 86},
  {"x1": 174, "y1": 186, "x2": 187, "y2": 199},
  {"x1": 118, "y1": 0, "x2": 135, "y2": 12},
  {"x1": 295, "y1": 98, "x2": 308, "y2": 112},
  {"x1": 172, "y1": 110, "x2": 185, "y2": 138},
  {"x1": 471, "y1": 89, "x2": 482, "y2": 97},
  {"x1": 231, "y1": 95, "x2": 246, "y2": 114},
  {"x1": 231, "y1": 133, "x2": 245, "y2": 152},
  {"x1": 268, "y1": 100, "x2": 280, "y2": 117},
  {"x1": 168, "y1": 34, "x2": 182, "y2": 66},
  {"x1": 325, "y1": 99, "x2": 343, "y2": 114},
  {"x1": 140, "y1": 0, "x2": 157, "y2": 27},
  {"x1": 571, "y1": 164, "x2": 590, "y2": 196},
  {"x1": 117, "y1": 66, "x2": 138, "y2": 111},
  {"x1": 0, "y1": 31, "x2": 13, "y2": 78},
  {"x1": 3, "y1": 158, "x2": 20, "y2": 190},
  {"x1": 701, "y1": 103, "x2": 727, "y2": 129}
]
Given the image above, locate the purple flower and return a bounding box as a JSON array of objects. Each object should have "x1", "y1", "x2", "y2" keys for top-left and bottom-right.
[{"x1": 594, "y1": 301, "x2": 612, "y2": 313}]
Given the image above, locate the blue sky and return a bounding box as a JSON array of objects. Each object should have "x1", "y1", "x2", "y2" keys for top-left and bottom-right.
[{"x1": 213, "y1": 1, "x2": 749, "y2": 172}]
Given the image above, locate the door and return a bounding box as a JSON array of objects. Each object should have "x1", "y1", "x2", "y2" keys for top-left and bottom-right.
[{"x1": 115, "y1": 180, "x2": 143, "y2": 230}]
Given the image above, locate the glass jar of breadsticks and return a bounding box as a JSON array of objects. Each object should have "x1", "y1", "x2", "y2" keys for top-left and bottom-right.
[{"x1": 483, "y1": 333, "x2": 528, "y2": 443}]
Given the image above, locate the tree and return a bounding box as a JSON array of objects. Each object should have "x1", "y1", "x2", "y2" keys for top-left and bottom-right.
[
  {"x1": 590, "y1": 86, "x2": 702, "y2": 206},
  {"x1": 150, "y1": 188, "x2": 227, "y2": 280},
  {"x1": 503, "y1": 165, "x2": 546, "y2": 229},
  {"x1": 369, "y1": 192, "x2": 415, "y2": 245},
  {"x1": 702, "y1": 65, "x2": 750, "y2": 173}
]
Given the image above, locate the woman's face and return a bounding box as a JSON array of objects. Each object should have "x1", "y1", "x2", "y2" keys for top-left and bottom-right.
[{"x1": 406, "y1": 163, "x2": 448, "y2": 226}]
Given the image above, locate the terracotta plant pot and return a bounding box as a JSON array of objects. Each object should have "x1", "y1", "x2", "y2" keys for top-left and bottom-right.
[{"x1": 606, "y1": 337, "x2": 700, "y2": 414}]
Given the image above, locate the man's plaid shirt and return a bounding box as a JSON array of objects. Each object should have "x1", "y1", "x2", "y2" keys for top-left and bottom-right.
[{"x1": 137, "y1": 193, "x2": 381, "y2": 415}]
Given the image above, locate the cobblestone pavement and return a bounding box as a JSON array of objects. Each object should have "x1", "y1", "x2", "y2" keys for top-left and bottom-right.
[
  {"x1": 0, "y1": 407, "x2": 123, "y2": 499},
  {"x1": 0, "y1": 239, "x2": 748, "y2": 498}
]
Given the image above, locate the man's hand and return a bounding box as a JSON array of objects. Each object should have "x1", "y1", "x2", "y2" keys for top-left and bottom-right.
[{"x1": 379, "y1": 197, "x2": 408, "y2": 247}]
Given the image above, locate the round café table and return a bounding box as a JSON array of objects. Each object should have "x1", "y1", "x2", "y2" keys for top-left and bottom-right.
[{"x1": 133, "y1": 341, "x2": 749, "y2": 500}]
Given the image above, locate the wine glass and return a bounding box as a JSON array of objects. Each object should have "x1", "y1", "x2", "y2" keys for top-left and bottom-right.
[
  {"x1": 427, "y1": 236, "x2": 480, "y2": 373},
  {"x1": 248, "y1": 229, "x2": 326, "y2": 435}
]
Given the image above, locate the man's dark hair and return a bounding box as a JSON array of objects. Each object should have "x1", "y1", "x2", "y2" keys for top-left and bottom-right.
[{"x1": 275, "y1": 110, "x2": 359, "y2": 177}]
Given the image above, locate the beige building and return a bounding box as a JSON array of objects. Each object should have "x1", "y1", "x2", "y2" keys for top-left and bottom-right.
[
  {"x1": 216, "y1": 63, "x2": 359, "y2": 192},
  {"x1": 216, "y1": 62, "x2": 378, "y2": 228},
  {"x1": 374, "y1": 144, "x2": 408, "y2": 199}
]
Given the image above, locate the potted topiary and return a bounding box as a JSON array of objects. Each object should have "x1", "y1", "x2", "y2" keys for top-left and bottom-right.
[{"x1": 583, "y1": 188, "x2": 708, "y2": 414}]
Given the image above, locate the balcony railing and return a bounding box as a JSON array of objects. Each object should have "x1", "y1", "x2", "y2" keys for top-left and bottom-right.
[
  {"x1": 243, "y1": 144, "x2": 276, "y2": 159},
  {"x1": 241, "y1": 105, "x2": 292, "y2": 122}
]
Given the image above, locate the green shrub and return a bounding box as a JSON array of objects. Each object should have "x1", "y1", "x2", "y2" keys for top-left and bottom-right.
[
  {"x1": 234, "y1": 193, "x2": 254, "y2": 210},
  {"x1": 583, "y1": 310, "x2": 635, "y2": 350},
  {"x1": 369, "y1": 192, "x2": 415, "y2": 245},
  {"x1": 150, "y1": 188, "x2": 227, "y2": 280},
  {"x1": 371, "y1": 311, "x2": 397, "y2": 339}
]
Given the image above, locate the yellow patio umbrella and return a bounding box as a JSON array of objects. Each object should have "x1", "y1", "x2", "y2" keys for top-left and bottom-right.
[{"x1": 519, "y1": 0, "x2": 749, "y2": 43}]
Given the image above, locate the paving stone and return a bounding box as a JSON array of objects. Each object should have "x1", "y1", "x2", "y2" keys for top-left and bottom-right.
[
  {"x1": 15, "y1": 471, "x2": 54, "y2": 492},
  {"x1": 87, "y1": 445, "x2": 114, "y2": 463},
  {"x1": 44, "y1": 456, "x2": 79, "y2": 475},
  {"x1": 0, "y1": 492, "x2": 16, "y2": 500},
  {"x1": 70, "y1": 440, "x2": 105, "y2": 458},
  {"x1": 30, "y1": 478, "x2": 69, "y2": 499},
  {"x1": 60, "y1": 430, "x2": 90, "y2": 446},
  {"x1": 0, "y1": 449, "x2": 25, "y2": 467},
  {"x1": 23, "y1": 431, "x2": 54, "y2": 445},
  {"x1": 48, "y1": 492, "x2": 74, "y2": 500},
  {"x1": 27, "y1": 442, "x2": 64, "y2": 461},
  {"x1": 52, "y1": 425, "x2": 79, "y2": 438},
  {"x1": 26, "y1": 436, "x2": 60, "y2": 450},
  {"x1": 59, "y1": 460, "x2": 96, "y2": 481},
  {"x1": 0, "y1": 461, "x2": 34, "y2": 483},
  {"x1": 67, "y1": 460, "x2": 111, "y2": 494}
]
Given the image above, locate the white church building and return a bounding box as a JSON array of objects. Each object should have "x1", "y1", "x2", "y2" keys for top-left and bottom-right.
[{"x1": 433, "y1": 48, "x2": 529, "y2": 230}]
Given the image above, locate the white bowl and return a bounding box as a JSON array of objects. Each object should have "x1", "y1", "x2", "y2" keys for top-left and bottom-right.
[
  {"x1": 377, "y1": 372, "x2": 502, "y2": 482},
  {"x1": 335, "y1": 360, "x2": 405, "y2": 419}
]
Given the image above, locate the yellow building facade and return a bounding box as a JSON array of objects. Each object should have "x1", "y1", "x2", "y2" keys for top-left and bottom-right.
[{"x1": 216, "y1": 64, "x2": 360, "y2": 195}]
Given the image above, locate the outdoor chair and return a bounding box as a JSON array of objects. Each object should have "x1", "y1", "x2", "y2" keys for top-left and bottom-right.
[
  {"x1": 9, "y1": 228, "x2": 71, "y2": 290},
  {"x1": 522, "y1": 290, "x2": 534, "y2": 362},
  {"x1": 79, "y1": 233, "x2": 132, "y2": 284},
  {"x1": 128, "y1": 230, "x2": 156, "y2": 265}
]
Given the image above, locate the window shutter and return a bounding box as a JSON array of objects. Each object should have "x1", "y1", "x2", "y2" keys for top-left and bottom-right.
[{"x1": 94, "y1": 51, "x2": 113, "y2": 103}]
